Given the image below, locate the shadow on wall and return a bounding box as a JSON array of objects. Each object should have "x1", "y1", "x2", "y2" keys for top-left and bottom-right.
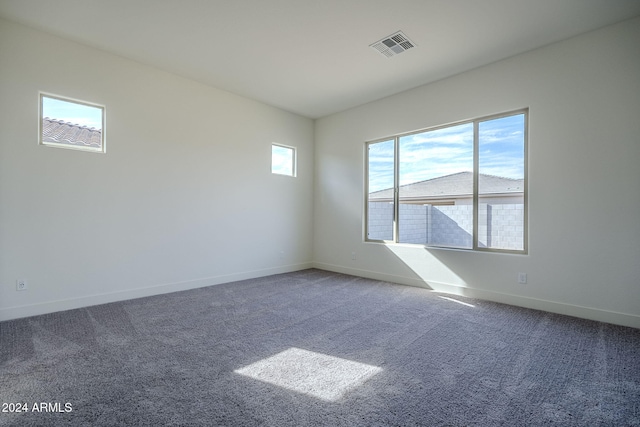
[
  {"x1": 382, "y1": 244, "x2": 466, "y2": 292},
  {"x1": 380, "y1": 233, "x2": 530, "y2": 306}
]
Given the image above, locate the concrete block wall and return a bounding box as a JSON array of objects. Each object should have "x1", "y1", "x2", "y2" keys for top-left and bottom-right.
[
  {"x1": 399, "y1": 204, "x2": 428, "y2": 244},
  {"x1": 368, "y1": 201, "x2": 524, "y2": 250},
  {"x1": 367, "y1": 202, "x2": 393, "y2": 240},
  {"x1": 478, "y1": 204, "x2": 525, "y2": 250},
  {"x1": 430, "y1": 205, "x2": 473, "y2": 248}
]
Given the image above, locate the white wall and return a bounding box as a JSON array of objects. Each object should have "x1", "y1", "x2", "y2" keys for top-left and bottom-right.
[
  {"x1": 2, "y1": 16, "x2": 639, "y2": 328},
  {"x1": 313, "y1": 17, "x2": 640, "y2": 328},
  {"x1": 0, "y1": 19, "x2": 314, "y2": 320}
]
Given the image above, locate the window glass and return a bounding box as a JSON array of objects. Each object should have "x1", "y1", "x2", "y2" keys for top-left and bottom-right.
[
  {"x1": 398, "y1": 124, "x2": 473, "y2": 247},
  {"x1": 365, "y1": 110, "x2": 527, "y2": 253},
  {"x1": 272, "y1": 144, "x2": 296, "y2": 176},
  {"x1": 478, "y1": 114, "x2": 526, "y2": 250},
  {"x1": 40, "y1": 94, "x2": 105, "y2": 153},
  {"x1": 367, "y1": 139, "x2": 395, "y2": 241}
]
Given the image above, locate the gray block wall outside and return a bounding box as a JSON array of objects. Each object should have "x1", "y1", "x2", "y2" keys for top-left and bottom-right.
[
  {"x1": 367, "y1": 202, "x2": 393, "y2": 240},
  {"x1": 399, "y1": 204, "x2": 428, "y2": 244},
  {"x1": 478, "y1": 204, "x2": 525, "y2": 250},
  {"x1": 430, "y1": 205, "x2": 473, "y2": 248},
  {"x1": 368, "y1": 202, "x2": 524, "y2": 250}
]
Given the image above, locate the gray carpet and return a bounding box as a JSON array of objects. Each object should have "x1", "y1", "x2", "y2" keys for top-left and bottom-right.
[{"x1": 1, "y1": 269, "x2": 638, "y2": 426}]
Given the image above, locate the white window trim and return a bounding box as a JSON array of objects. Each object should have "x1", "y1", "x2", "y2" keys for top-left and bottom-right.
[
  {"x1": 365, "y1": 108, "x2": 528, "y2": 254},
  {"x1": 271, "y1": 143, "x2": 297, "y2": 177},
  {"x1": 39, "y1": 92, "x2": 106, "y2": 153}
]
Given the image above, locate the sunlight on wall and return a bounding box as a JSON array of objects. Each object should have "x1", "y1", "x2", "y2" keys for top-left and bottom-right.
[
  {"x1": 385, "y1": 244, "x2": 468, "y2": 289},
  {"x1": 234, "y1": 347, "x2": 382, "y2": 402}
]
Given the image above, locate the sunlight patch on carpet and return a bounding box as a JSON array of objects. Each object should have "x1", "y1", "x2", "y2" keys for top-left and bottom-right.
[
  {"x1": 234, "y1": 347, "x2": 382, "y2": 401},
  {"x1": 438, "y1": 296, "x2": 476, "y2": 307}
]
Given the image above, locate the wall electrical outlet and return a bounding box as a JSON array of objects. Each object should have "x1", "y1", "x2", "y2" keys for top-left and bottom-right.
[
  {"x1": 351, "y1": 252, "x2": 357, "y2": 261},
  {"x1": 517, "y1": 273, "x2": 527, "y2": 284},
  {"x1": 16, "y1": 279, "x2": 28, "y2": 291}
]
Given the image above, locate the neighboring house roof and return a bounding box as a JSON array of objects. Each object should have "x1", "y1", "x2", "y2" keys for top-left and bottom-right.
[
  {"x1": 370, "y1": 171, "x2": 524, "y2": 202},
  {"x1": 42, "y1": 118, "x2": 102, "y2": 148}
]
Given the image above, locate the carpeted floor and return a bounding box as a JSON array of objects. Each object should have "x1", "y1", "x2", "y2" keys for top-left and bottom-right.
[{"x1": 1, "y1": 269, "x2": 639, "y2": 426}]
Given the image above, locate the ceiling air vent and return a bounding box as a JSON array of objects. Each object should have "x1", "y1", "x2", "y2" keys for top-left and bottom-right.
[{"x1": 370, "y1": 31, "x2": 416, "y2": 58}]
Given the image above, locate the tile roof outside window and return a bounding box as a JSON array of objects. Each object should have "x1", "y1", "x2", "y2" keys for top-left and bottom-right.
[
  {"x1": 369, "y1": 171, "x2": 523, "y2": 201},
  {"x1": 41, "y1": 118, "x2": 102, "y2": 149}
]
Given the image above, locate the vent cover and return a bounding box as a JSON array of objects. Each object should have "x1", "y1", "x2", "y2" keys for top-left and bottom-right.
[{"x1": 370, "y1": 31, "x2": 416, "y2": 58}]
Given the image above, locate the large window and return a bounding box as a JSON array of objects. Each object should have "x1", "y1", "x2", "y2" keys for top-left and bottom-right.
[
  {"x1": 39, "y1": 93, "x2": 105, "y2": 153},
  {"x1": 366, "y1": 109, "x2": 527, "y2": 253}
]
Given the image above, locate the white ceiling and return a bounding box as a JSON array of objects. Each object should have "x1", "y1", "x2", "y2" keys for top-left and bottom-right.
[{"x1": 1, "y1": 0, "x2": 639, "y2": 118}]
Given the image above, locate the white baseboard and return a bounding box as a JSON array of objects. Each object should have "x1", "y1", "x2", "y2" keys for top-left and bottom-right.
[
  {"x1": 313, "y1": 262, "x2": 640, "y2": 329},
  {"x1": 4, "y1": 261, "x2": 637, "y2": 330},
  {"x1": 0, "y1": 263, "x2": 313, "y2": 322}
]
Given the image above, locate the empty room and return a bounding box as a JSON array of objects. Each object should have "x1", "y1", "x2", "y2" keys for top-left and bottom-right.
[{"x1": 1, "y1": 1, "x2": 639, "y2": 425}]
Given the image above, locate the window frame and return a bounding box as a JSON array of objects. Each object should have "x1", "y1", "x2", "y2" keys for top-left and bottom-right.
[
  {"x1": 39, "y1": 92, "x2": 106, "y2": 153},
  {"x1": 365, "y1": 108, "x2": 528, "y2": 254},
  {"x1": 271, "y1": 143, "x2": 297, "y2": 177}
]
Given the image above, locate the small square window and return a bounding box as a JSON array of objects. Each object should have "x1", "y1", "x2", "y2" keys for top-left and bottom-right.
[
  {"x1": 39, "y1": 93, "x2": 105, "y2": 153},
  {"x1": 271, "y1": 144, "x2": 296, "y2": 177}
]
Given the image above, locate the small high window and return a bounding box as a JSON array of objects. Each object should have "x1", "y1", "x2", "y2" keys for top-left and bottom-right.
[
  {"x1": 39, "y1": 93, "x2": 105, "y2": 153},
  {"x1": 271, "y1": 144, "x2": 296, "y2": 177}
]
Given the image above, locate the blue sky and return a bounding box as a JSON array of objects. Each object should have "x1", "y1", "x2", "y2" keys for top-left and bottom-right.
[
  {"x1": 272, "y1": 145, "x2": 295, "y2": 176},
  {"x1": 368, "y1": 114, "x2": 525, "y2": 193},
  {"x1": 42, "y1": 96, "x2": 103, "y2": 130},
  {"x1": 478, "y1": 114, "x2": 525, "y2": 178}
]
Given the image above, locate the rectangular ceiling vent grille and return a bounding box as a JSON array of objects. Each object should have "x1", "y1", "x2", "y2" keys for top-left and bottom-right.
[{"x1": 370, "y1": 31, "x2": 416, "y2": 58}]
